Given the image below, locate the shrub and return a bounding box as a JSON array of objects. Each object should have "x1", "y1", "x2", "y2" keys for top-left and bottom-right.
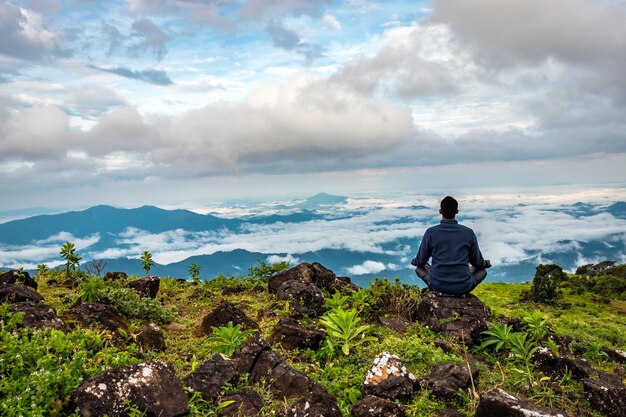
[
  {"x1": 247, "y1": 259, "x2": 290, "y2": 282},
  {"x1": 207, "y1": 322, "x2": 254, "y2": 356},
  {"x1": 103, "y1": 287, "x2": 177, "y2": 325},
  {"x1": 522, "y1": 264, "x2": 567, "y2": 305},
  {"x1": 319, "y1": 308, "x2": 377, "y2": 355},
  {"x1": 367, "y1": 278, "x2": 421, "y2": 320}
]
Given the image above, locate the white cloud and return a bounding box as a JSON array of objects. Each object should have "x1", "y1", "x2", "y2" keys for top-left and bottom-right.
[
  {"x1": 347, "y1": 260, "x2": 386, "y2": 275},
  {"x1": 323, "y1": 15, "x2": 341, "y2": 30},
  {"x1": 266, "y1": 254, "x2": 300, "y2": 265}
]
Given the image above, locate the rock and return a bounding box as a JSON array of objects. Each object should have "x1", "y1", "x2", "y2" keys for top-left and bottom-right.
[
  {"x1": 62, "y1": 277, "x2": 78, "y2": 288},
  {"x1": 269, "y1": 262, "x2": 337, "y2": 294},
  {"x1": 334, "y1": 276, "x2": 360, "y2": 293},
  {"x1": 67, "y1": 302, "x2": 129, "y2": 333},
  {"x1": 602, "y1": 347, "x2": 626, "y2": 364},
  {"x1": 268, "y1": 317, "x2": 326, "y2": 350},
  {"x1": 103, "y1": 271, "x2": 128, "y2": 281},
  {"x1": 350, "y1": 395, "x2": 406, "y2": 417},
  {"x1": 137, "y1": 323, "x2": 166, "y2": 352},
  {"x1": 127, "y1": 277, "x2": 160, "y2": 298},
  {"x1": 9, "y1": 302, "x2": 67, "y2": 331},
  {"x1": 416, "y1": 290, "x2": 490, "y2": 346},
  {"x1": 230, "y1": 332, "x2": 272, "y2": 375},
  {"x1": 197, "y1": 300, "x2": 259, "y2": 336},
  {"x1": 220, "y1": 388, "x2": 263, "y2": 417},
  {"x1": 71, "y1": 361, "x2": 188, "y2": 417},
  {"x1": 435, "y1": 409, "x2": 465, "y2": 417},
  {"x1": 0, "y1": 284, "x2": 44, "y2": 303},
  {"x1": 276, "y1": 280, "x2": 325, "y2": 317},
  {"x1": 362, "y1": 352, "x2": 417, "y2": 402},
  {"x1": 0, "y1": 269, "x2": 38, "y2": 289},
  {"x1": 535, "y1": 349, "x2": 598, "y2": 379},
  {"x1": 378, "y1": 315, "x2": 412, "y2": 333},
  {"x1": 583, "y1": 375, "x2": 626, "y2": 417},
  {"x1": 474, "y1": 388, "x2": 566, "y2": 417},
  {"x1": 421, "y1": 363, "x2": 479, "y2": 401},
  {"x1": 184, "y1": 354, "x2": 240, "y2": 402},
  {"x1": 287, "y1": 392, "x2": 342, "y2": 417}
]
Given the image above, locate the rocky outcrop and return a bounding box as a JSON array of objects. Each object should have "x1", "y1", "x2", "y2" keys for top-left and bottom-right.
[
  {"x1": 0, "y1": 284, "x2": 44, "y2": 303},
  {"x1": 9, "y1": 302, "x2": 67, "y2": 332},
  {"x1": 275, "y1": 280, "x2": 326, "y2": 317},
  {"x1": 287, "y1": 392, "x2": 342, "y2": 417},
  {"x1": 71, "y1": 361, "x2": 188, "y2": 417},
  {"x1": 362, "y1": 352, "x2": 417, "y2": 402},
  {"x1": 268, "y1": 262, "x2": 337, "y2": 293},
  {"x1": 268, "y1": 317, "x2": 325, "y2": 350},
  {"x1": 127, "y1": 277, "x2": 160, "y2": 299},
  {"x1": 196, "y1": 300, "x2": 258, "y2": 336},
  {"x1": 137, "y1": 323, "x2": 166, "y2": 352},
  {"x1": 583, "y1": 375, "x2": 626, "y2": 417},
  {"x1": 416, "y1": 290, "x2": 490, "y2": 346},
  {"x1": 474, "y1": 389, "x2": 566, "y2": 417},
  {"x1": 0, "y1": 269, "x2": 38, "y2": 289},
  {"x1": 67, "y1": 302, "x2": 129, "y2": 333},
  {"x1": 184, "y1": 353, "x2": 240, "y2": 401},
  {"x1": 420, "y1": 363, "x2": 479, "y2": 401},
  {"x1": 350, "y1": 395, "x2": 406, "y2": 417},
  {"x1": 221, "y1": 388, "x2": 263, "y2": 417}
]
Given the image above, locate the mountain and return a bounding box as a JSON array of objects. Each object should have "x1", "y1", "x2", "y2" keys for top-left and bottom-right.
[
  {"x1": 608, "y1": 202, "x2": 626, "y2": 219},
  {"x1": 297, "y1": 193, "x2": 348, "y2": 209},
  {"x1": 0, "y1": 205, "x2": 239, "y2": 245}
]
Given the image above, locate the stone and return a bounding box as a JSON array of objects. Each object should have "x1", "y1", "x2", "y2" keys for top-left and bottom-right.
[
  {"x1": 583, "y1": 375, "x2": 626, "y2": 417},
  {"x1": 474, "y1": 389, "x2": 566, "y2": 417},
  {"x1": 0, "y1": 269, "x2": 38, "y2": 289},
  {"x1": 137, "y1": 323, "x2": 166, "y2": 352},
  {"x1": 71, "y1": 361, "x2": 188, "y2": 417},
  {"x1": 350, "y1": 395, "x2": 406, "y2": 417},
  {"x1": 276, "y1": 280, "x2": 326, "y2": 317},
  {"x1": 127, "y1": 277, "x2": 160, "y2": 299},
  {"x1": 435, "y1": 409, "x2": 465, "y2": 417},
  {"x1": 103, "y1": 271, "x2": 128, "y2": 281},
  {"x1": 67, "y1": 302, "x2": 129, "y2": 333},
  {"x1": 184, "y1": 354, "x2": 240, "y2": 402},
  {"x1": 362, "y1": 352, "x2": 417, "y2": 402},
  {"x1": 0, "y1": 284, "x2": 44, "y2": 303},
  {"x1": 421, "y1": 363, "x2": 479, "y2": 401},
  {"x1": 269, "y1": 262, "x2": 336, "y2": 294},
  {"x1": 334, "y1": 276, "x2": 360, "y2": 293},
  {"x1": 268, "y1": 317, "x2": 326, "y2": 350},
  {"x1": 535, "y1": 349, "x2": 598, "y2": 380},
  {"x1": 378, "y1": 315, "x2": 412, "y2": 333},
  {"x1": 230, "y1": 332, "x2": 272, "y2": 375},
  {"x1": 416, "y1": 290, "x2": 490, "y2": 346},
  {"x1": 602, "y1": 347, "x2": 626, "y2": 364},
  {"x1": 287, "y1": 392, "x2": 342, "y2": 417},
  {"x1": 9, "y1": 302, "x2": 67, "y2": 332},
  {"x1": 197, "y1": 300, "x2": 259, "y2": 336},
  {"x1": 220, "y1": 388, "x2": 263, "y2": 417}
]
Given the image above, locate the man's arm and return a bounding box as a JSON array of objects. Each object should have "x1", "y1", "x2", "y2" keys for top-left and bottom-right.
[
  {"x1": 469, "y1": 232, "x2": 491, "y2": 269},
  {"x1": 411, "y1": 230, "x2": 431, "y2": 267}
]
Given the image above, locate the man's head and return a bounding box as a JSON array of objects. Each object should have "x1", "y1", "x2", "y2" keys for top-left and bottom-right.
[{"x1": 440, "y1": 196, "x2": 458, "y2": 220}]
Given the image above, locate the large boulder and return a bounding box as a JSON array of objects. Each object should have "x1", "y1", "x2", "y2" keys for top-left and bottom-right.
[
  {"x1": 230, "y1": 332, "x2": 272, "y2": 375},
  {"x1": 276, "y1": 280, "x2": 326, "y2": 317},
  {"x1": 420, "y1": 363, "x2": 479, "y2": 401},
  {"x1": 287, "y1": 392, "x2": 342, "y2": 417},
  {"x1": 583, "y1": 375, "x2": 626, "y2": 417},
  {"x1": 416, "y1": 290, "x2": 490, "y2": 346},
  {"x1": 0, "y1": 284, "x2": 44, "y2": 303},
  {"x1": 137, "y1": 323, "x2": 166, "y2": 352},
  {"x1": 220, "y1": 389, "x2": 263, "y2": 417},
  {"x1": 127, "y1": 277, "x2": 160, "y2": 299},
  {"x1": 350, "y1": 395, "x2": 406, "y2": 417},
  {"x1": 67, "y1": 302, "x2": 129, "y2": 334},
  {"x1": 268, "y1": 262, "x2": 337, "y2": 294},
  {"x1": 362, "y1": 352, "x2": 417, "y2": 402},
  {"x1": 268, "y1": 317, "x2": 326, "y2": 350},
  {"x1": 475, "y1": 389, "x2": 566, "y2": 417},
  {"x1": 71, "y1": 361, "x2": 189, "y2": 417},
  {"x1": 0, "y1": 269, "x2": 38, "y2": 289},
  {"x1": 196, "y1": 300, "x2": 258, "y2": 336},
  {"x1": 184, "y1": 354, "x2": 240, "y2": 402},
  {"x1": 9, "y1": 302, "x2": 67, "y2": 332}
]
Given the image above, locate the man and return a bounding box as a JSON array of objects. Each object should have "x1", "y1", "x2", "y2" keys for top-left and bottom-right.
[{"x1": 411, "y1": 196, "x2": 491, "y2": 295}]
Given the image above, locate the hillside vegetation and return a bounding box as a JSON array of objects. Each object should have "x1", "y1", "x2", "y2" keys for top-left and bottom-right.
[{"x1": 1, "y1": 259, "x2": 626, "y2": 416}]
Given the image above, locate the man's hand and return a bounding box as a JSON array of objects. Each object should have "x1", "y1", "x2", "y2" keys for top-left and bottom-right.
[{"x1": 486, "y1": 260, "x2": 492, "y2": 268}]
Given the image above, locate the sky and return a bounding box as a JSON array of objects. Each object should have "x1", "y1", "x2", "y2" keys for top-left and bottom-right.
[{"x1": 1, "y1": 0, "x2": 626, "y2": 210}]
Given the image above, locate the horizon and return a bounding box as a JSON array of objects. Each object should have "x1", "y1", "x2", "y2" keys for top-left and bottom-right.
[{"x1": 1, "y1": 0, "x2": 625, "y2": 210}]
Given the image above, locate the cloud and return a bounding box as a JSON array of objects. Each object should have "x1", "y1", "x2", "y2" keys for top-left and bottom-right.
[
  {"x1": 265, "y1": 21, "x2": 325, "y2": 62},
  {"x1": 347, "y1": 260, "x2": 386, "y2": 275},
  {"x1": 0, "y1": 232, "x2": 99, "y2": 268},
  {"x1": 239, "y1": 0, "x2": 331, "y2": 21},
  {"x1": 130, "y1": 18, "x2": 169, "y2": 60},
  {"x1": 0, "y1": 1, "x2": 69, "y2": 60},
  {"x1": 266, "y1": 254, "x2": 300, "y2": 265},
  {"x1": 322, "y1": 15, "x2": 341, "y2": 30},
  {"x1": 89, "y1": 65, "x2": 173, "y2": 85}
]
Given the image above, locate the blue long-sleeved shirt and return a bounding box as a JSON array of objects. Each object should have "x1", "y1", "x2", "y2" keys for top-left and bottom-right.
[{"x1": 411, "y1": 219, "x2": 489, "y2": 295}]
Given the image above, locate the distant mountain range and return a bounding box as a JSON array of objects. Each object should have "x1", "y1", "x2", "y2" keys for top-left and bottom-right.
[{"x1": 1, "y1": 195, "x2": 625, "y2": 286}]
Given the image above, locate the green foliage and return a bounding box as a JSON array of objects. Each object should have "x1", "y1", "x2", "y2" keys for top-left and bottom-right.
[
  {"x1": 247, "y1": 259, "x2": 290, "y2": 282},
  {"x1": 481, "y1": 322, "x2": 514, "y2": 353},
  {"x1": 349, "y1": 289, "x2": 372, "y2": 314},
  {"x1": 0, "y1": 305, "x2": 137, "y2": 416},
  {"x1": 564, "y1": 262, "x2": 626, "y2": 300},
  {"x1": 79, "y1": 276, "x2": 104, "y2": 302},
  {"x1": 188, "y1": 263, "x2": 202, "y2": 284},
  {"x1": 576, "y1": 261, "x2": 616, "y2": 275},
  {"x1": 522, "y1": 311, "x2": 548, "y2": 342},
  {"x1": 508, "y1": 332, "x2": 547, "y2": 390},
  {"x1": 207, "y1": 322, "x2": 255, "y2": 356},
  {"x1": 584, "y1": 341, "x2": 609, "y2": 363},
  {"x1": 103, "y1": 287, "x2": 177, "y2": 325},
  {"x1": 523, "y1": 264, "x2": 567, "y2": 305},
  {"x1": 37, "y1": 263, "x2": 49, "y2": 279},
  {"x1": 140, "y1": 251, "x2": 154, "y2": 278},
  {"x1": 60, "y1": 241, "x2": 81, "y2": 278},
  {"x1": 325, "y1": 291, "x2": 350, "y2": 311},
  {"x1": 319, "y1": 308, "x2": 377, "y2": 355},
  {"x1": 367, "y1": 278, "x2": 421, "y2": 320}
]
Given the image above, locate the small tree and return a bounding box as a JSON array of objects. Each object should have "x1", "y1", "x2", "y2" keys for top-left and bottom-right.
[
  {"x1": 36, "y1": 264, "x2": 49, "y2": 279},
  {"x1": 60, "y1": 242, "x2": 78, "y2": 278},
  {"x1": 140, "y1": 251, "x2": 154, "y2": 279},
  {"x1": 188, "y1": 263, "x2": 201, "y2": 284},
  {"x1": 524, "y1": 264, "x2": 568, "y2": 305},
  {"x1": 86, "y1": 259, "x2": 107, "y2": 277}
]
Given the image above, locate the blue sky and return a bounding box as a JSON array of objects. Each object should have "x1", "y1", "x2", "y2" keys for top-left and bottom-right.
[{"x1": 1, "y1": 0, "x2": 626, "y2": 210}]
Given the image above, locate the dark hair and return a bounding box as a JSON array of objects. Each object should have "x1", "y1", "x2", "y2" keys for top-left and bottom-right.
[{"x1": 440, "y1": 196, "x2": 458, "y2": 219}]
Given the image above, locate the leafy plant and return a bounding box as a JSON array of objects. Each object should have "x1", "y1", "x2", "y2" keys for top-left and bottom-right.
[
  {"x1": 367, "y1": 278, "x2": 421, "y2": 320},
  {"x1": 481, "y1": 322, "x2": 514, "y2": 353},
  {"x1": 79, "y1": 277, "x2": 104, "y2": 302},
  {"x1": 188, "y1": 263, "x2": 202, "y2": 284},
  {"x1": 36, "y1": 263, "x2": 49, "y2": 279},
  {"x1": 247, "y1": 259, "x2": 290, "y2": 282},
  {"x1": 207, "y1": 322, "x2": 255, "y2": 356},
  {"x1": 140, "y1": 251, "x2": 154, "y2": 279},
  {"x1": 509, "y1": 332, "x2": 546, "y2": 390},
  {"x1": 522, "y1": 264, "x2": 567, "y2": 305},
  {"x1": 319, "y1": 308, "x2": 377, "y2": 355},
  {"x1": 60, "y1": 241, "x2": 81, "y2": 278},
  {"x1": 349, "y1": 289, "x2": 372, "y2": 314},
  {"x1": 522, "y1": 311, "x2": 548, "y2": 342},
  {"x1": 103, "y1": 287, "x2": 177, "y2": 325},
  {"x1": 584, "y1": 341, "x2": 609, "y2": 363},
  {"x1": 325, "y1": 291, "x2": 350, "y2": 311}
]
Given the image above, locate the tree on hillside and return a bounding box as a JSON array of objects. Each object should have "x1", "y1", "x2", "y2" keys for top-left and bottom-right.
[
  {"x1": 60, "y1": 242, "x2": 80, "y2": 278},
  {"x1": 140, "y1": 251, "x2": 154, "y2": 279},
  {"x1": 188, "y1": 263, "x2": 201, "y2": 284},
  {"x1": 36, "y1": 264, "x2": 48, "y2": 279},
  {"x1": 523, "y1": 264, "x2": 568, "y2": 305}
]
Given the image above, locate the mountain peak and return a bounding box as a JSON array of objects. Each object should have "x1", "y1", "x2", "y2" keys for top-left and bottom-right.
[{"x1": 299, "y1": 193, "x2": 348, "y2": 209}]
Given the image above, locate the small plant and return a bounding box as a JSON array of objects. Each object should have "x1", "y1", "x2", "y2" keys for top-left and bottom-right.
[
  {"x1": 481, "y1": 322, "x2": 514, "y2": 353},
  {"x1": 509, "y1": 332, "x2": 546, "y2": 390},
  {"x1": 325, "y1": 291, "x2": 350, "y2": 311},
  {"x1": 60, "y1": 241, "x2": 81, "y2": 278},
  {"x1": 207, "y1": 322, "x2": 255, "y2": 356},
  {"x1": 188, "y1": 263, "x2": 202, "y2": 283},
  {"x1": 584, "y1": 341, "x2": 609, "y2": 363},
  {"x1": 36, "y1": 264, "x2": 49, "y2": 279},
  {"x1": 522, "y1": 311, "x2": 548, "y2": 342},
  {"x1": 140, "y1": 251, "x2": 154, "y2": 279},
  {"x1": 247, "y1": 259, "x2": 290, "y2": 282},
  {"x1": 79, "y1": 277, "x2": 104, "y2": 302},
  {"x1": 349, "y1": 289, "x2": 371, "y2": 314},
  {"x1": 319, "y1": 308, "x2": 377, "y2": 355}
]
